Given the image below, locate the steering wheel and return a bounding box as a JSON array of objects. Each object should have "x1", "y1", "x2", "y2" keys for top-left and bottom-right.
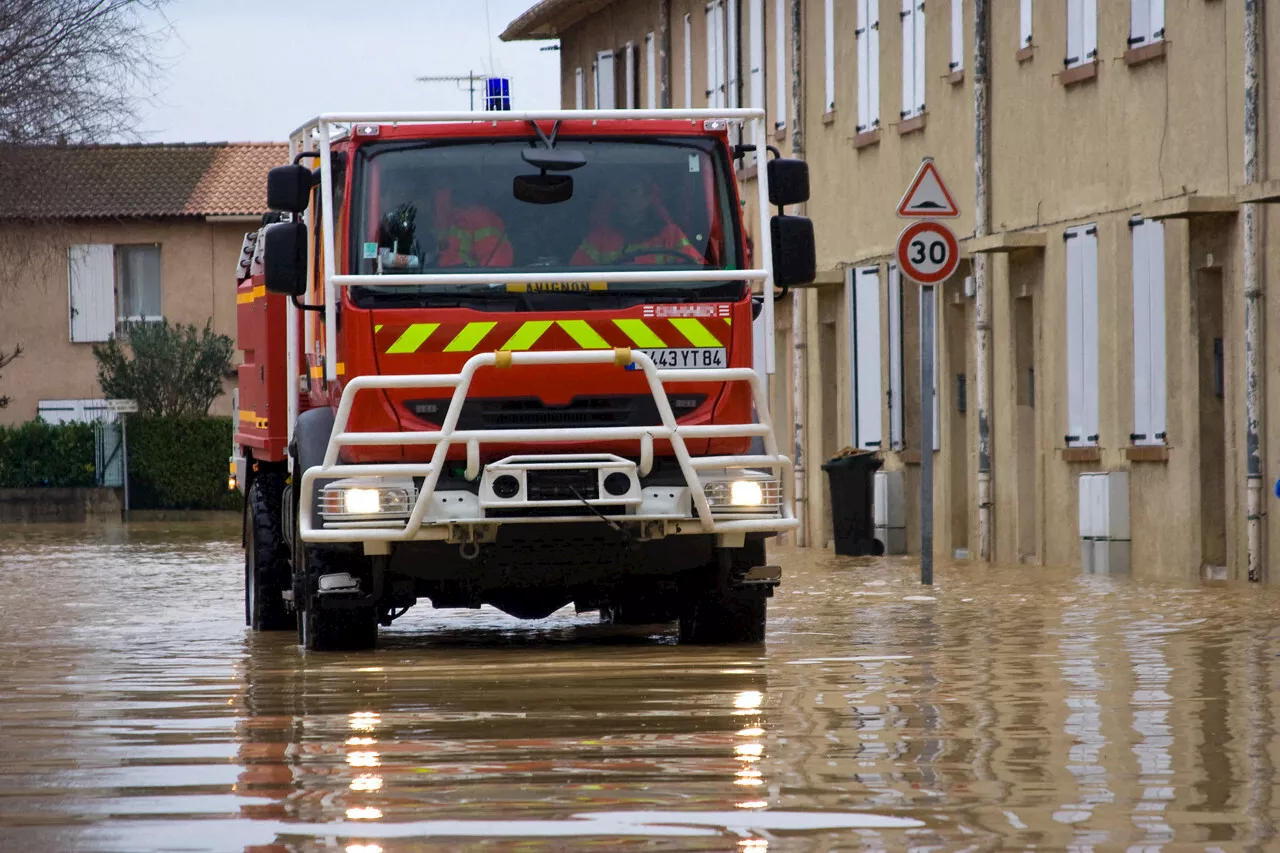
[{"x1": 608, "y1": 246, "x2": 707, "y2": 266}]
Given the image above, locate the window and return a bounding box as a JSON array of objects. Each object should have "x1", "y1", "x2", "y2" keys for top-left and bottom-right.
[
  {"x1": 594, "y1": 50, "x2": 616, "y2": 108},
  {"x1": 824, "y1": 0, "x2": 835, "y2": 112},
  {"x1": 850, "y1": 266, "x2": 884, "y2": 450},
  {"x1": 684, "y1": 14, "x2": 694, "y2": 107},
  {"x1": 856, "y1": 0, "x2": 881, "y2": 132},
  {"x1": 574, "y1": 67, "x2": 585, "y2": 109},
  {"x1": 1020, "y1": 0, "x2": 1033, "y2": 47},
  {"x1": 645, "y1": 33, "x2": 657, "y2": 108},
  {"x1": 1065, "y1": 224, "x2": 1100, "y2": 447},
  {"x1": 67, "y1": 244, "x2": 115, "y2": 342},
  {"x1": 888, "y1": 263, "x2": 905, "y2": 449},
  {"x1": 774, "y1": 0, "x2": 787, "y2": 129},
  {"x1": 950, "y1": 0, "x2": 963, "y2": 73},
  {"x1": 1131, "y1": 219, "x2": 1166, "y2": 445},
  {"x1": 706, "y1": 0, "x2": 726, "y2": 108},
  {"x1": 1129, "y1": 0, "x2": 1164, "y2": 48},
  {"x1": 1065, "y1": 0, "x2": 1097, "y2": 69},
  {"x1": 116, "y1": 245, "x2": 162, "y2": 324},
  {"x1": 900, "y1": 0, "x2": 925, "y2": 120}
]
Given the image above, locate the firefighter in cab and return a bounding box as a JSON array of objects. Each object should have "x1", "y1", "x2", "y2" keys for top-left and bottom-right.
[{"x1": 573, "y1": 176, "x2": 706, "y2": 266}]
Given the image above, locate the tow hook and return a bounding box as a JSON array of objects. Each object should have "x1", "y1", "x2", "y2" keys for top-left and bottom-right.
[
  {"x1": 459, "y1": 541, "x2": 481, "y2": 560},
  {"x1": 734, "y1": 565, "x2": 782, "y2": 588}
]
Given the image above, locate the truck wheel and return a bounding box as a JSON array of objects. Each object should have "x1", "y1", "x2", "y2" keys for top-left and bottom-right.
[
  {"x1": 298, "y1": 548, "x2": 378, "y2": 652},
  {"x1": 678, "y1": 542, "x2": 768, "y2": 644},
  {"x1": 245, "y1": 472, "x2": 295, "y2": 632}
]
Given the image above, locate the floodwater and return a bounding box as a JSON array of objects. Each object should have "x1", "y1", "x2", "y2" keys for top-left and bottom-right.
[{"x1": 2, "y1": 525, "x2": 1280, "y2": 852}]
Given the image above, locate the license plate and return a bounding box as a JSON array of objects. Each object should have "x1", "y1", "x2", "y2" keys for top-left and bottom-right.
[{"x1": 638, "y1": 348, "x2": 727, "y2": 369}]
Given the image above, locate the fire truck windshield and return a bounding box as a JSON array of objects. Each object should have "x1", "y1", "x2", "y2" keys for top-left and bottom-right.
[{"x1": 348, "y1": 136, "x2": 745, "y2": 309}]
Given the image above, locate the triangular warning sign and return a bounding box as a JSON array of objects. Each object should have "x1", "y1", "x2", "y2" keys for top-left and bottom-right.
[{"x1": 897, "y1": 158, "x2": 960, "y2": 219}]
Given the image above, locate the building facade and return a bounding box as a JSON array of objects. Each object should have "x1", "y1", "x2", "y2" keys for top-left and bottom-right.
[
  {"x1": 0, "y1": 142, "x2": 286, "y2": 425},
  {"x1": 508, "y1": 0, "x2": 1275, "y2": 583}
]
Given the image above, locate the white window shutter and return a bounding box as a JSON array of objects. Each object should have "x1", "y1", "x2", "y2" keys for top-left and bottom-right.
[
  {"x1": 824, "y1": 0, "x2": 835, "y2": 111},
  {"x1": 950, "y1": 0, "x2": 963, "y2": 72},
  {"x1": 857, "y1": 0, "x2": 871, "y2": 130},
  {"x1": 888, "y1": 263, "x2": 905, "y2": 449},
  {"x1": 684, "y1": 14, "x2": 694, "y2": 107},
  {"x1": 595, "y1": 51, "x2": 616, "y2": 109},
  {"x1": 68, "y1": 244, "x2": 115, "y2": 343},
  {"x1": 624, "y1": 42, "x2": 636, "y2": 108},
  {"x1": 868, "y1": 1, "x2": 881, "y2": 126},
  {"x1": 575, "y1": 68, "x2": 585, "y2": 109},
  {"x1": 913, "y1": 1, "x2": 926, "y2": 113},
  {"x1": 748, "y1": 1, "x2": 764, "y2": 110},
  {"x1": 1020, "y1": 0, "x2": 1033, "y2": 46},
  {"x1": 646, "y1": 35, "x2": 657, "y2": 108},
  {"x1": 853, "y1": 267, "x2": 884, "y2": 450},
  {"x1": 1130, "y1": 0, "x2": 1149, "y2": 46},
  {"x1": 901, "y1": 0, "x2": 915, "y2": 118},
  {"x1": 1065, "y1": 229, "x2": 1086, "y2": 446},
  {"x1": 1132, "y1": 222, "x2": 1152, "y2": 444},
  {"x1": 727, "y1": 0, "x2": 739, "y2": 108},
  {"x1": 1066, "y1": 0, "x2": 1083, "y2": 67},
  {"x1": 1150, "y1": 0, "x2": 1165, "y2": 41},
  {"x1": 1083, "y1": 0, "x2": 1098, "y2": 61},
  {"x1": 1147, "y1": 222, "x2": 1167, "y2": 443},
  {"x1": 1082, "y1": 226, "x2": 1100, "y2": 443},
  {"x1": 774, "y1": 0, "x2": 787, "y2": 128}
]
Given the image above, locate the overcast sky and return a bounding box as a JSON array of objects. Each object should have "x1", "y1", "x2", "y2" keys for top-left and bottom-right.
[{"x1": 137, "y1": 0, "x2": 561, "y2": 142}]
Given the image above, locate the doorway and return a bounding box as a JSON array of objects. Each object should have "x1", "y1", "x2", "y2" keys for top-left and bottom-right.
[
  {"x1": 1197, "y1": 268, "x2": 1227, "y2": 573},
  {"x1": 947, "y1": 297, "x2": 970, "y2": 556},
  {"x1": 1014, "y1": 293, "x2": 1038, "y2": 562}
]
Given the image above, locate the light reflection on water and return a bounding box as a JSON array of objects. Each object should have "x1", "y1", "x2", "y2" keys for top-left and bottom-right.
[{"x1": 0, "y1": 522, "x2": 1278, "y2": 851}]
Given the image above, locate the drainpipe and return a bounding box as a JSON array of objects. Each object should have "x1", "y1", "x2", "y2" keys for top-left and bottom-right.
[
  {"x1": 972, "y1": 0, "x2": 992, "y2": 561},
  {"x1": 789, "y1": 0, "x2": 807, "y2": 546},
  {"x1": 1243, "y1": 0, "x2": 1264, "y2": 581},
  {"x1": 658, "y1": 0, "x2": 671, "y2": 108}
]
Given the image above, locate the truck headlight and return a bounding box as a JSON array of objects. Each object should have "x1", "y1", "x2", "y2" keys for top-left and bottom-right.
[
  {"x1": 703, "y1": 477, "x2": 782, "y2": 513},
  {"x1": 320, "y1": 478, "x2": 415, "y2": 519}
]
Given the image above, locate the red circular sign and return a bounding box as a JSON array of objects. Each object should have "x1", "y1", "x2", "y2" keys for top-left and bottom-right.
[{"x1": 895, "y1": 220, "x2": 960, "y2": 285}]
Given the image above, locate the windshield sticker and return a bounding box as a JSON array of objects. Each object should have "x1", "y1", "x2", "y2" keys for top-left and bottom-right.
[
  {"x1": 643, "y1": 304, "x2": 732, "y2": 319},
  {"x1": 362, "y1": 242, "x2": 378, "y2": 260},
  {"x1": 689, "y1": 154, "x2": 701, "y2": 173}
]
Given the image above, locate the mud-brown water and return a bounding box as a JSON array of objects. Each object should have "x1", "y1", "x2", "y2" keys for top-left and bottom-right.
[{"x1": 2, "y1": 523, "x2": 1279, "y2": 852}]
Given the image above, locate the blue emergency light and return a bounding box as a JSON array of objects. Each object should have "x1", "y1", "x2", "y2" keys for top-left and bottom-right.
[{"x1": 485, "y1": 77, "x2": 511, "y2": 111}]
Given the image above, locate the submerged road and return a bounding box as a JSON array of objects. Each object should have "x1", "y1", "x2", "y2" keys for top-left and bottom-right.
[{"x1": 1, "y1": 522, "x2": 1278, "y2": 851}]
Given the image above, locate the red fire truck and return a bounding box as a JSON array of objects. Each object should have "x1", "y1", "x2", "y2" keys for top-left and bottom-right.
[{"x1": 231, "y1": 108, "x2": 814, "y2": 651}]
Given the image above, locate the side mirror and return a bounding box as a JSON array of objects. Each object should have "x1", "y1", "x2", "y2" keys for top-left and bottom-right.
[
  {"x1": 767, "y1": 158, "x2": 810, "y2": 207},
  {"x1": 770, "y1": 215, "x2": 816, "y2": 288},
  {"x1": 263, "y1": 221, "x2": 308, "y2": 296},
  {"x1": 267, "y1": 164, "x2": 314, "y2": 213}
]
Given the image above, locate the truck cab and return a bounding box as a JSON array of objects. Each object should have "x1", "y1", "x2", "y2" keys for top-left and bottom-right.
[{"x1": 232, "y1": 108, "x2": 814, "y2": 651}]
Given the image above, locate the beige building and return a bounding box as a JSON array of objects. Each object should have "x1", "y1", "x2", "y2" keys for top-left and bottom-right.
[
  {"x1": 506, "y1": 0, "x2": 1280, "y2": 583},
  {"x1": 0, "y1": 142, "x2": 285, "y2": 425}
]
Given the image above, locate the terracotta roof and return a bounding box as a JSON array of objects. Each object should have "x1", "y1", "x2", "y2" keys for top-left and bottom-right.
[
  {"x1": 0, "y1": 142, "x2": 288, "y2": 220},
  {"x1": 501, "y1": 0, "x2": 617, "y2": 41}
]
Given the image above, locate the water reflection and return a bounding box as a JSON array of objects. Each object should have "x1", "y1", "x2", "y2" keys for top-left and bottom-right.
[{"x1": 2, "y1": 525, "x2": 1280, "y2": 851}]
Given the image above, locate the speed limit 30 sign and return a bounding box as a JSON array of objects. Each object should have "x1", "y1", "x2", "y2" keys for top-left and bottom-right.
[{"x1": 896, "y1": 220, "x2": 960, "y2": 286}]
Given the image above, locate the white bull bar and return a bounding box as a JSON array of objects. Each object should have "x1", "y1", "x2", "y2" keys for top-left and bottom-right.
[{"x1": 297, "y1": 349, "x2": 797, "y2": 544}]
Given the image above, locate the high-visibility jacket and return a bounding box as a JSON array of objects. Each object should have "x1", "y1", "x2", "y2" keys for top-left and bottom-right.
[
  {"x1": 571, "y1": 222, "x2": 703, "y2": 266},
  {"x1": 437, "y1": 205, "x2": 514, "y2": 267}
]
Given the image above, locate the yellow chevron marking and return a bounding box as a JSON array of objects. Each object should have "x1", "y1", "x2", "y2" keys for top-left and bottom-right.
[
  {"x1": 444, "y1": 322, "x2": 497, "y2": 352},
  {"x1": 500, "y1": 320, "x2": 554, "y2": 351},
  {"x1": 670, "y1": 318, "x2": 723, "y2": 348},
  {"x1": 557, "y1": 320, "x2": 611, "y2": 349},
  {"x1": 236, "y1": 285, "x2": 266, "y2": 305},
  {"x1": 386, "y1": 323, "x2": 439, "y2": 354},
  {"x1": 375, "y1": 324, "x2": 383, "y2": 333},
  {"x1": 724, "y1": 317, "x2": 732, "y2": 326},
  {"x1": 614, "y1": 319, "x2": 666, "y2": 348}
]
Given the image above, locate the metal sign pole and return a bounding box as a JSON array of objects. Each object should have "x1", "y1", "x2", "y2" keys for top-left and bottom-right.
[
  {"x1": 919, "y1": 282, "x2": 935, "y2": 585},
  {"x1": 121, "y1": 414, "x2": 130, "y2": 523}
]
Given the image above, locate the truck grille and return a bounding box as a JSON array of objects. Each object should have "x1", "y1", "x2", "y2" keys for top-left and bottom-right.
[
  {"x1": 527, "y1": 468, "x2": 598, "y2": 501},
  {"x1": 404, "y1": 394, "x2": 706, "y2": 430}
]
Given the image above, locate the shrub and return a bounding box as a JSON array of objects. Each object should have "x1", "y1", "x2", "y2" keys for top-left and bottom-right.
[
  {"x1": 93, "y1": 320, "x2": 235, "y2": 417},
  {"x1": 0, "y1": 420, "x2": 96, "y2": 487},
  {"x1": 127, "y1": 416, "x2": 239, "y2": 510}
]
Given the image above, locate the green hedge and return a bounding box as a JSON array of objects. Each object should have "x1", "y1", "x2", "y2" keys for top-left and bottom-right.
[
  {"x1": 0, "y1": 421, "x2": 96, "y2": 487},
  {"x1": 127, "y1": 416, "x2": 240, "y2": 511}
]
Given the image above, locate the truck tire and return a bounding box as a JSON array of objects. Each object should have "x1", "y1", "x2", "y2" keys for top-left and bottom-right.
[
  {"x1": 245, "y1": 472, "x2": 295, "y2": 632},
  {"x1": 678, "y1": 542, "x2": 768, "y2": 645},
  {"x1": 298, "y1": 547, "x2": 378, "y2": 652}
]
